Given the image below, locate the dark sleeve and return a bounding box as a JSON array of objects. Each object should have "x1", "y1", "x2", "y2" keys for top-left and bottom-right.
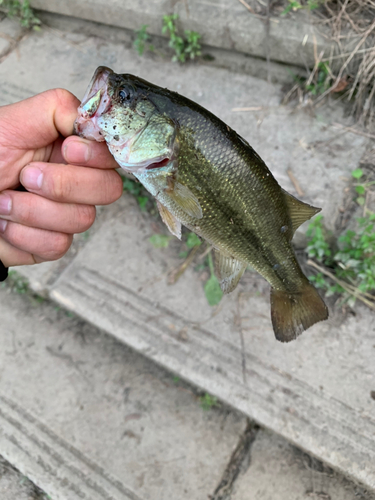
[{"x1": 0, "y1": 260, "x2": 8, "y2": 282}]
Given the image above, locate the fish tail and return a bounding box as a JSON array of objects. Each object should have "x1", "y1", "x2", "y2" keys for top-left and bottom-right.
[{"x1": 270, "y1": 282, "x2": 328, "y2": 342}]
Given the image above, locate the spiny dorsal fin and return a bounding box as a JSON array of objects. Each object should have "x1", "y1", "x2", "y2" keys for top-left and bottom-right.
[
  {"x1": 167, "y1": 182, "x2": 203, "y2": 219},
  {"x1": 282, "y1": 188, "x2": 321, "y2": 236},
  {"x1": 214, "y1": 250, "x2": 247, "y2": 294},
  {"x1": 156, "y1": 200, "x2": 181, "y2": 239}
]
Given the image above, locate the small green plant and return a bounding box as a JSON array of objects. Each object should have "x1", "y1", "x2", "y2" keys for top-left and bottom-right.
[
  {"x1": 306, "y1": 62, "x2": 332, "y2": 96},
  {"x1": 0, "y1": 0, "x2": 41, "y2": 29},
  {"x1": 149, "y1": 234, "x2": 171, "y2": 249},
  {"x1": 133, "y1": 24, "x2": 154, "y2": 56},
  {"x1": 121, "y1": 175, "x2": 150, "y2": 212},
  {"x1": 306, "y1": 172, "x2": 375, "y2": 307},
  {"x1": 204, "y1": 251, "x2": 223, "y2": 306},
  {"x1": 351, "y1": 168, "x2": 375, "y2": 206},
  {"x1": 178, "y1": 231, "x2": 201, "y2": 258},
  {"x1": 199, "y1": 392, "x2": 220, "y2": 411},
  {"x1": 7, "y1": 270, "x2": 29, "y2": 294},
  {"x1": 281, "y1": 0, "x2": 324, "y2": 15},
  {"x1": 162, "y1": 14, "x2": 201, "y2": 63}
]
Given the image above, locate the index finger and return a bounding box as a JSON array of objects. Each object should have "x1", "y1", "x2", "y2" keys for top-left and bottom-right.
[{"x1": 62, "y1": 136, "x2": 119, "y2": 170}]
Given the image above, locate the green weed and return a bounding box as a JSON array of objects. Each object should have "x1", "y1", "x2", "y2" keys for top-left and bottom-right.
[
  {"x1": 0, "y1": 0, "x2": 41, "y2": 29},
  {"x1": 133, "y1": 24, "x2": 154, "y2": 56},
  {"x1": 306, "y1": 171, "x2": 375, "y2": 307},
  {"x1": 281, "y1": 0, "x2": 324, "y2": 15},
  {"x1": 352, "y1": 168, "x2": 375, "y2": 206},
  {"x1": 199, "y1": 392, "x2": 220, "y2": 411},
  {"x1": 204, "y1": 251, "x2": 223, "y2": 306},
  {"x1": 306, "y1": 62, "x2": 332, "y2": 96},
  {"x1": 149, "y1": 234, "x2": 171, "y2": 248},
  {"x1": 7, "y1": 270, "x2": 29, "y2": 294},
  {"x1": 162, "y1": 14, "x2": 201, "y2": 63}
]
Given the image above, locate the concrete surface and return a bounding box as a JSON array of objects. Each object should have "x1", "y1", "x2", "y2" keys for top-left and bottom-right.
[
  {"x1": 1, "y1": 283, "x2": 375, "y2": 500},
  {"x1": 231, "y1": 430, "x2": 375, "y2": 500},
  {"x1": 1, "y1": 14, "x2": 375, "y2": 499},
  {"x1": 29, "y1": 0, "x2": 332, "y2": 69},
  {"x1": 0, "y1": 455, "x2": 48, "y2": 500},
  {"x1": 0, "y1": 283, "x2": 246, "y2": 500}
]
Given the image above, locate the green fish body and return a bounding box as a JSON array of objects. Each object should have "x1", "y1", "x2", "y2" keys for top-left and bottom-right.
[{"x1": 74, "y1": 67, "x2": 328, "y2": 342}]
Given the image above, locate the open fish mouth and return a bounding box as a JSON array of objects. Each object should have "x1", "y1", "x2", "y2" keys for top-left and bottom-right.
[
  {"x1": 74, "y1": 66, "x2": 113, "y2": 140},
  {"x1": 80, "y1": 66, "x2": 113, "y2": 116}
]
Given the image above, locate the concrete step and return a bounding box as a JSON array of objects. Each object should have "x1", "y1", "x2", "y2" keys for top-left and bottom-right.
[{"x1": 29, "y1": 0, "x2": 331, "y2": 70}]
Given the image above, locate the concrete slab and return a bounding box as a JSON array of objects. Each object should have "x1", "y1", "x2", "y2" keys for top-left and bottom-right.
[
  {"x1": 0, "y1": 284, "x2": 246, "y2": 500},
  {"x1": 0, "y1": 17, "x2": 25, "y2": 59},
  {"x1": 232, "y1": 430, "x2": 375, "y2": 500},
  {"x1": 29, "y1": 0, "x2": 332, "y2": 68},
  {"x1": 0, "y1": 455, "x2": 48, "y2": 500}
]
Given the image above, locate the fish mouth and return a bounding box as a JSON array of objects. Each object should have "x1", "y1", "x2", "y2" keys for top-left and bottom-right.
[
  {"x1": 74, "y1": 66, "x2": 113, "y2": 139},
  {"x1": 80, "y1": 66, "x2": 113, "y2": 116}
]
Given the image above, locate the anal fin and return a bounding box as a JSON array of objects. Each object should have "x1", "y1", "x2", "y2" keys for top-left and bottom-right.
[
  {"x1": 214, "y1": 250, "x2": 247, "y2": 294},
  {"x1": 157, "y1": 200, "x2": 181, "y2": 239}
]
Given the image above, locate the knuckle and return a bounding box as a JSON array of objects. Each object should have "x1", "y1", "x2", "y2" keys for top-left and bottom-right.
[
  {"x1": 50, "y1": 170, "x2": 69, "y2": 200},
  {"x1": 103, "y1": 172, "x2": 123, "y2": 204},
  {"x1": 77, "y1": 204, "x2": 96, "y2": 232},
  {"x1": 46, "y1": 233, "x2": 72, "y2": 260}
]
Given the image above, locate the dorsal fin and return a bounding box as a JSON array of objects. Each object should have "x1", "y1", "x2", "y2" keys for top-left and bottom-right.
[
  {"x1": 214, "y1": 250, "x2": 247, "y2": 294},
  {"x1": 282, "y1": 188, "x2": 321, "y2": 236}
]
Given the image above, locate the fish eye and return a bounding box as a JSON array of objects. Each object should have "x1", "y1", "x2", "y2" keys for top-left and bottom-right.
[{"x1": 119, "y1": 88, "x2": 132, "y2": 102}]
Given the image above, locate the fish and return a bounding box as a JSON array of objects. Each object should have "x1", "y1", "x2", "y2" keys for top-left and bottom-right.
[{"x1": 74, "y1": 66, "x2": 328, "y2": 342}]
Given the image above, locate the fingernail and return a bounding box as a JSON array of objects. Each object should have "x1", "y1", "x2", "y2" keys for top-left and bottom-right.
[
  {"x1": 64, "y1": 140, "x2": 90, "y2": 164},
  {"x1": 0, "y1": 219, "x2": 8, "y2": 233},
  {"x1": 0, "y1": 194, "x2": 11, "y2": 215},
  {"x1": 22, "y1": 166, "x2": 43, "y2": 190}
]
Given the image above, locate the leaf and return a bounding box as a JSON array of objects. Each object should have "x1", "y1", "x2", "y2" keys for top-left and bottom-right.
[
  {"x1": 149, "y1": 234, "x2": 171, "y2": 249},
  {"x1": 355, "y1": 185, "x2": 365, "y2": 195},
  {"x1": 357, "y1": 196, "x2": 365, "y2": 206},
  {"x1": 352, "y1": 168, "x2": 363, "y2": 179},
  {"x1": 204, "y1": 274, "x2": 223, "y2": 306},
  {"x1": 186, "y1": 232, "x2": 202, "y2": 248}
]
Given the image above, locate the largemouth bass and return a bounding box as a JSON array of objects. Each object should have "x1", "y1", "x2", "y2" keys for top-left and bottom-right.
[{"x1": 74, "y1": 66, "x2": 328, "y2": 342}]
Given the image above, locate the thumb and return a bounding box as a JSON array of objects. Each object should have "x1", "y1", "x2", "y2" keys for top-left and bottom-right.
[{"x1": 0, "y1": 89, "x2": 80, "y2": 150}]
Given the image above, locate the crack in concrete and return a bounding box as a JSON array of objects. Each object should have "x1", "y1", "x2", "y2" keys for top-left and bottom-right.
[{"x1": 209, "y1": 419, "x2": 260, "y2": 500}]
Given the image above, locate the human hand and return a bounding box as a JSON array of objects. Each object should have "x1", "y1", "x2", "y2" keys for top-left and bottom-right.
[{"x1": 0, "y1": 89, "x2": 123, "y2": 267}]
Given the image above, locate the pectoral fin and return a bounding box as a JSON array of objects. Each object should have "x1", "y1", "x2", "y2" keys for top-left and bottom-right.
[
  {"x1": 166, "y1": 182, "x2": 203, "y2": 219},
  {"x1": 214, "y1": 250, "x2": 247, "y2": 294},
  {"x1": 282, "y1": 188, "x2": 321, "y2": 237},
  {"x1": 156, "y1": 200, "x2": 182, "y2": 239}
]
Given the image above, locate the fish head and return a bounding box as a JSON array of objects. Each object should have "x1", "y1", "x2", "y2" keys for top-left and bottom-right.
[{"x1": 74, "y1": 67, "x2": 177, "y2": 172}]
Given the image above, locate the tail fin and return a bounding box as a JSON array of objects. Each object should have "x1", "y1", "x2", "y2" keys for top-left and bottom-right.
[{"x1": 270, "y1": 282, "x2": 328, "y2": 342}]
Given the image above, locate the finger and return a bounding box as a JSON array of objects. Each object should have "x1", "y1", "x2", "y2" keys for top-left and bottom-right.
[
  {"x1": 0, "y1": 236, "x2": 36, "y2": 267},
  {"x1": 0, "y1": 220, "x2": 72, "y2": 263},
  {"x1": 0, "y1": 191, "x2": 96, "y2": 234},
  {"x1": 20, "y1": 162, "x2": 123, "y2": 205},
  {"x1": 0, "y1": 89, "x2": 79, "y2": 152},
  {"x1": 62, "y1": 136, "x2": 119, "y2": 170}
]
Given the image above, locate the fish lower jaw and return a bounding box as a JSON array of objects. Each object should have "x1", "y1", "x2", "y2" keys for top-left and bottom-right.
[{"x1": 116, "y1": 155, "x2": 173, "y2": 174}]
